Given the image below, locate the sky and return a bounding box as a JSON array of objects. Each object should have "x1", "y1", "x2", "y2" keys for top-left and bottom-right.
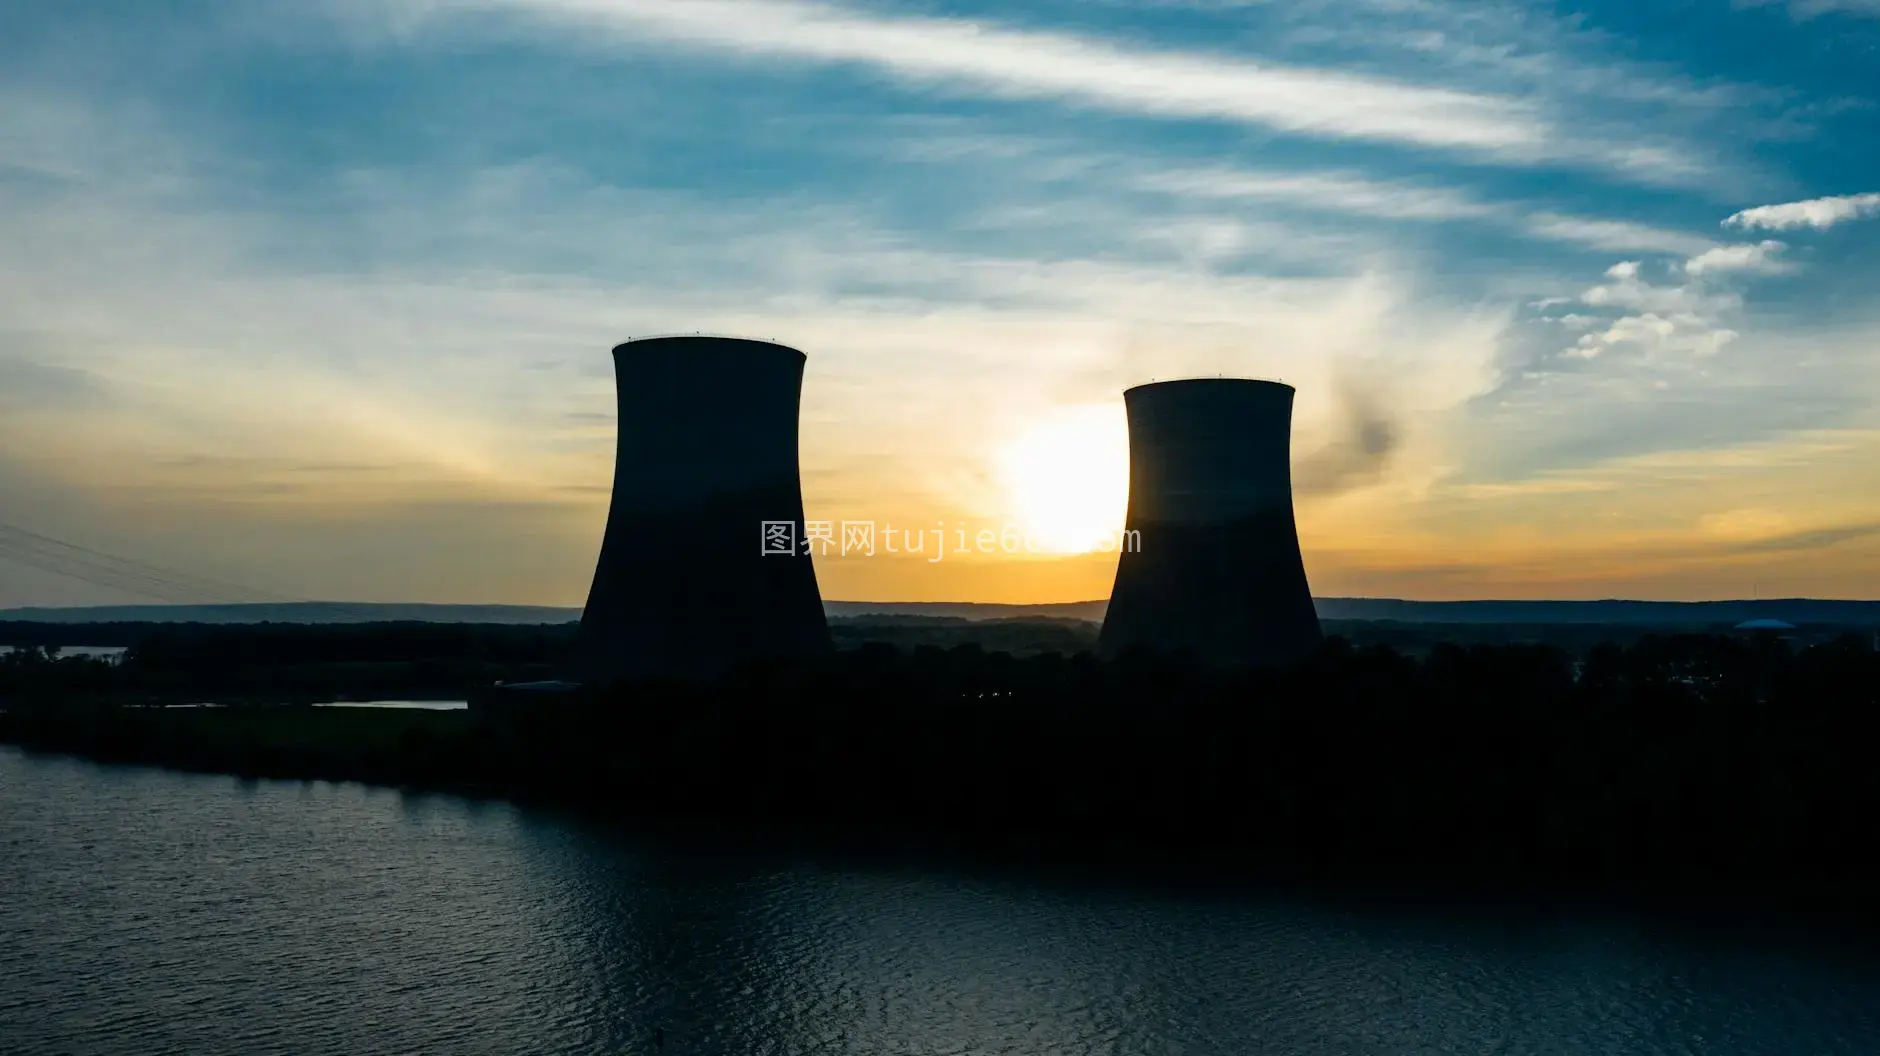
[{"x1": 1, "y1": 0, "x2": 1877, "y2": 608}]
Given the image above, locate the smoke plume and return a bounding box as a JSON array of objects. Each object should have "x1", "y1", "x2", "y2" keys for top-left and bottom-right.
[{"x1": 1294, "y1": 383, "x2": 1398, "y2": 497}]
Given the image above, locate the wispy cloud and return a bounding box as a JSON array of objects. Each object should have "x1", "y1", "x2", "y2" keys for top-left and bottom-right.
[
  {"x1": 385, "y1": 0, "x2": 1754, "y2": 187},
  {"x1": 1018, "y1": 161, "x2": 1717, "y2": 255},
  {"x1": 1723, "y1": 192, "x2": 1880, "y2": 230},
  {"x1": 1515, "y1": 215, "x2": 1717, "y2": 257},
  {"x1": 1683, "y1": 239, "x2": 1791, "y2": 276},
  {"x1": 429, "y1": 0, "x2": 1541, "y2": 152},
  {"x1": 1743, "y1": 0, "x2": 1880, "y2": 19},
  {"x1": 1730, "y1": 519, "x2": 1880, "y2": 554},
  {"x1": 1132, "y1": 168, "x2": 1497, "y2": 223}
]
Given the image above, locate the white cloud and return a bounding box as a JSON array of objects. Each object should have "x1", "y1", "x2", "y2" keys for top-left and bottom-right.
[
  {"x1": 1539, "y1": 237, "x2": 1773, "y2": 365},
  {"x1": 422, "y1": 0, "x2": 1542, "y2": 154},
  {"x1": 1722, "y1": 192, "x2": 1880, "y2": 231},
  {"x1": 1565, "y1": 312, "x2": 1739, "y2": 361},
  {"x1": 1683, "y1": 240, "x2": 1791, "y2": 276},
  {"x1": 1152, "y1": 0, "x2": 1785, "y2": 190},
  {"x1": 1577, "y1": 262, "x2": 1741, "y2": 316},
  {"x1": 1519, "y1": 215, "x2": 1718, "y2": 257},
  {"x1": 370, "y1": 0, "x2": 1753, "y2": 188},
  {"x1": 1505, "y1": 193, "x2": 1880, "y2": 470}
]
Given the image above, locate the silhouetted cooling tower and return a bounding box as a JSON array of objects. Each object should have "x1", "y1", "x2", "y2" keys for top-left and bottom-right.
[
  {"x1": 574, "y1": 336, "x2": 830, "y2": 682},
  {"x1": 1097, "y1": 379, "x2": 1322, "y2": 667}
]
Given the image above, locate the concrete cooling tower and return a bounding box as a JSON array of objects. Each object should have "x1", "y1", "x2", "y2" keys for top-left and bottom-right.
[
  {"x1": 573, "y1": 336, "x2": 831, "y2": 683},
  {"x1": 1097, "y1": 378, "x2": 1322, "y2": 667}
]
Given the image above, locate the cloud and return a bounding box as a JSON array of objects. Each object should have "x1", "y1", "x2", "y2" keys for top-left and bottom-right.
[
  {"x1": 1132, "y1": 167, "x2": 1718, "y2": 255},
  {"x1": 1722, "y1": 192, "x2": 1880, "y2": 231},
  {"x1": 1683, "y1": 240, "x2": 1791, "y2": 276},
  {"x1": 1462, "y1": 185, "x2": 1879, "y2": 481},
  {"x1": 1730, "y1": 520, "x2": 1880, "y2": 554},
  {"x1": 1512, "y1": 215, "x2": 1718, "y2": 258},
  {"x1": 0, "y1": 84, "x2": 1519, "y2": 604},
  {"x1": 4, "y1": 0, "x2": 1876, "y2": 602},
  {"x1": 374, "y1": 0, "x2": 1761, "y2": 188},
  {"x1": 424, "y1": 0, "x2": 1541, "y2": 153},
  {"x1": 1468, "y1": 220, "x2": 1880, "y2": 487},
  {"x1": 1133, "y1": 167, "x2": 1497, "y2": 223},
  {"x1": 1109, "y1": 0, "x2": 1795, "y2": 191},
  {"x1": 1533, "y1": 232, "x2": 1794, "y2": 364},
  {"x1": 1564, "y1": 312, "x2": 1739, "y2": 361},
  {"x1": 1574, "y1": 260, "x2": 1742, "y2": 317},
  {"x1": 1744, "y1": 0, "x2": 1880, "y2": 19}
]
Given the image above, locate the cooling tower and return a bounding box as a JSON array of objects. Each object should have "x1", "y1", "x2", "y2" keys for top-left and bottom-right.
[
  {"x1": 573, "y1": 336, "x2": 831, "y2": 683},
  {"x1": 1097, "y1": 379, "x2": 1322, "y2": 667}
]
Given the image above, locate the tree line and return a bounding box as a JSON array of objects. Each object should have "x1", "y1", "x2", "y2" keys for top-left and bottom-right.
[
  {"x1": 500, "y1": 631, "x2": 1879, "y2": 910},
  {"x1": 6, "y1": 624, "x2": 1880, "y2": 916}
]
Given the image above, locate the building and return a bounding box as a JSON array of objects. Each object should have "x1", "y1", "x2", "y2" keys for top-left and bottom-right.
[
  {"x1": 572, "y1": 336, "x2": 831, "y2": 682},
  {"x1": 1097, "y1": 378, "x2": 1323, "y2": 667}
]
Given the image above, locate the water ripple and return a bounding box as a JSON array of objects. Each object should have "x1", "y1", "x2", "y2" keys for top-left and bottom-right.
[{"x1": 4, "y1": 747, "x2": 1880, "y2": 1055}]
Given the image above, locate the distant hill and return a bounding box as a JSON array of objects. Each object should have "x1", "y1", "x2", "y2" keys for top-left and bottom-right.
[
  {"x1": 4, "y1": 598, "x2": 1879, "y2": 626},
  {"x1": 1314, "y1": 598, "x2": 1880, "y2": 626},
  {"x1": 0, "y1": 603, "x2": 582, "y2": 625},
  {"x1": 0, "y1": 600, "x2": 1105, "y2": 625},
  {"x1": 826, "y1": 600, "x2": 1108, "y2": 622}
]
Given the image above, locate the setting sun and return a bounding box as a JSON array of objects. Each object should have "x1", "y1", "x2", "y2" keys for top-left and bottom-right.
[{"x1": 995, "y1": 405, "x2": 1131, "y2": 554}]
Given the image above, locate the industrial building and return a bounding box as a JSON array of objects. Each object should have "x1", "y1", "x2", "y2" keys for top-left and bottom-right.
[
  {"x1": 1097, "y1": 378, "x2": 1323, "y2": 667},
  {"x1": 572, "y1": 336, "x2": 831, "y2": 682}
]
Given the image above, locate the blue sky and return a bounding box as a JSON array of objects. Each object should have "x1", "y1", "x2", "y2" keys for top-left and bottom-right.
[{"x1": 1, "y1": 0, "x2": 1877, "y2": 605}]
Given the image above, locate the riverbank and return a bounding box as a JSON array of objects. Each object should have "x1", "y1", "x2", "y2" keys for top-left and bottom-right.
[{"x1": 5, "y1": 696, "x2": 1879, "y2": 935}]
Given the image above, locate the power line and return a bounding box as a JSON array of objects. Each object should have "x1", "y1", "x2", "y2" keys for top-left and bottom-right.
[
  {"x1": 0, "y1": 519, "x2": 369, "y2": 617},
  {"x1": 0, "y1": 523, "x2": 288, "y2": 602}
]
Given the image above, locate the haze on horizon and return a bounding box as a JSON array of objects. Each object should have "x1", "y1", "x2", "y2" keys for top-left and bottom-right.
[{"x1": 2, "y1": 0, "x2": 1878, "y2": 610}]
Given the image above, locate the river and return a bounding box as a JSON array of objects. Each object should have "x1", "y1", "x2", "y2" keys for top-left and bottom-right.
[{"x1": 3, "y1": 747, "x2": 1877, "y2": 1055}]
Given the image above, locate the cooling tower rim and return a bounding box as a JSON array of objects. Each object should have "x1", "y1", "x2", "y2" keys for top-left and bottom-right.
[
  {"x1": 612, "y1": 334, "x2": 806, "y2": 359},
  {"x1": 1123, "y1": 376, "x2": 1294, "y2": 397}
]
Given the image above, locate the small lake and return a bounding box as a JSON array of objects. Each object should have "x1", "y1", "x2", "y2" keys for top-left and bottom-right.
[{"x1": 3, "y1": 747, "x2": 1878, "y2": 1055}]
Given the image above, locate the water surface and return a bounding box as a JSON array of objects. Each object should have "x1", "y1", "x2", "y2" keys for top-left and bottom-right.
[
  {"x1": 131, "y1": 700, "x2": 468, "y2": 711},
  {"x1": 0, "y1": 645, "x2": 126, "y2": 660},
  {"x1": 3, "y1": 748, "x2": 1877, "y2": 1055}
]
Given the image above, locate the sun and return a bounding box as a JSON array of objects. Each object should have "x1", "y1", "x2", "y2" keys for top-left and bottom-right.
[{"x1": 996, "y1": 405, "x2": 1131, "y2": 554}]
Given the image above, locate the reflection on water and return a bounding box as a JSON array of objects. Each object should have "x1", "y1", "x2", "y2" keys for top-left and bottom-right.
[
  {"x1": 311, "y1": 700, "x2": 467, "y2": 711},
  {"x1": 132, "y1": 700, "x2": 469, "y2": 711},
  {"x1": 2, "y1": 747, "x2": 1877, "y2": 1056},
  {"x1": 0, "y1": 645, "x2": 127, "y2": 660}
]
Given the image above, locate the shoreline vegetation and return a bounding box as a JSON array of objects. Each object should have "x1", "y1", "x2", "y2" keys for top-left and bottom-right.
[{"x1": 4, "y1": 619, "x2": 1879, "y2": 927}]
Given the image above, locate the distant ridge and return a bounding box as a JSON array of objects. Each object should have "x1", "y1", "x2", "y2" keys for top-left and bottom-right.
[
  {"x1": 0, "y1": 603, "x2": 581, "y2": 625},
  {"x1": 1314, "y1": 598, "x2": 1880, "y2": 626},
  {"x1": 4, "y1": 598, "x2": 1880, "y2": 626}
]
